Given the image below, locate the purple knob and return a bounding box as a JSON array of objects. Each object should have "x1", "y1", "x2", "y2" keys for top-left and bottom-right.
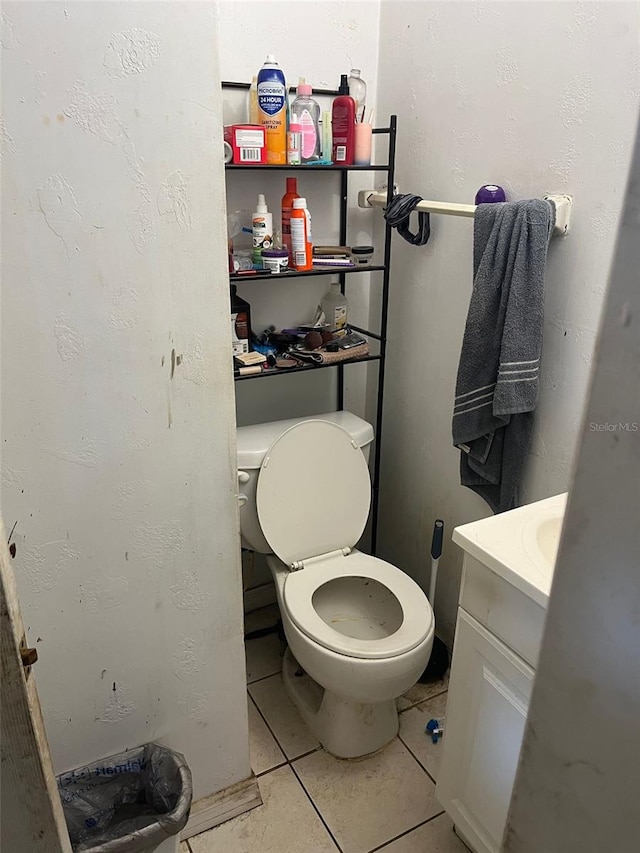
[{"x1": 475, "y1": 185, "x2": 506, "y2": 205}]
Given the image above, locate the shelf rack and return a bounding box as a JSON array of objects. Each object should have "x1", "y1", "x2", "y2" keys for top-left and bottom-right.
[{"x1": 224, "y1": 79, "x2": 397, "y2": 553}]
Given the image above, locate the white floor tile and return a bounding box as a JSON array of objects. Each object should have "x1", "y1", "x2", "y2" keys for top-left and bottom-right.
[
  {"x1": 247, "y1": 696, "x2": 286, "y2": 775},
  {"x1": 249, "y1": 673, "x2": 321, "y2": 759},
  {"x1": 293, "y1": 738, "x2": 441, "y2": 853},
  {"x1": 188, "y1": 765, "x2": 338, "y2": 853},
  {"x1": 377, "y1": 814, "x2": 468, "y2": 852},
  {"x1": 245, "y1": 631, "x2": 286, "y2": 684},
  {"x1": 396, "y1": 671, "x2": 449, "y2": 712},
  {"x1": 399, "y1": 691, "x2": 449, "y2": 781}
]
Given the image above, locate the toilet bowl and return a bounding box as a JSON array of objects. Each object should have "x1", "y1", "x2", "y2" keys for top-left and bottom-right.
[{"x1": 237, "y1": 413, "x2": 434, "y2": 758}]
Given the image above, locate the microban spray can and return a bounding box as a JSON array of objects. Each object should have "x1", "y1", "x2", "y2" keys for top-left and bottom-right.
[{"x1": 257, "y1": 55, "x2": 287, "y2": 165}]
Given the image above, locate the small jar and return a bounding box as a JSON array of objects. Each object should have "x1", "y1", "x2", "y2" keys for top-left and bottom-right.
[
  {"x1": 232, "y1": 250, "x2": 253, "y2": 272},
  {"x1": 351, "y1": 245, "x2": 374, "y2": 265},
  {"x1": 261, "y1": 248, "x2": 289, "y2": 274}
]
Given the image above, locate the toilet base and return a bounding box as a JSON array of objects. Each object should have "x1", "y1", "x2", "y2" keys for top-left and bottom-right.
[{"x1": 282, "y1": 648, "x2": 399, "y2": 759}]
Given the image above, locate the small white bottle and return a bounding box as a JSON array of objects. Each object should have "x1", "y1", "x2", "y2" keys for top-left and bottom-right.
[
  {"x1": 252, "y1": 194, "x2": 273, "y2": 267},
  {"x1": 287, "y1": 114, "x2": 302, "y2": 165},
  {"x1": 320, "y1": 282, "x2": 349, "y2": 331}
]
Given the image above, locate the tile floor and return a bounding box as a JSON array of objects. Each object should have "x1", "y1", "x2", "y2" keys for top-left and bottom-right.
[{"x1": 183, "y1": 608, "x2": 465, "y2": 853}]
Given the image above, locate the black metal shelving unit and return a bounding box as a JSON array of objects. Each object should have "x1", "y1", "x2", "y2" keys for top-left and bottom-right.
[{"x1": 224, "y1": 81, "x2": 396, "y2": 554}]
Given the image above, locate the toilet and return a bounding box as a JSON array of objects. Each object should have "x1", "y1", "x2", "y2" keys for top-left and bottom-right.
[{"x1": 237, "y1": 411, "x2": 434, "y2": 758}]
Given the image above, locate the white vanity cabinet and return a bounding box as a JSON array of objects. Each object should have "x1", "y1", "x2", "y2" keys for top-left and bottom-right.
[{"x1": 436, "y1": 551, "x2": 549, "y2": 853}]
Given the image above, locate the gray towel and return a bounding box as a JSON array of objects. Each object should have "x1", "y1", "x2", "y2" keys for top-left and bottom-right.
[{"x1": 452, "y1": 199, "x2": 555, "y2": 513}]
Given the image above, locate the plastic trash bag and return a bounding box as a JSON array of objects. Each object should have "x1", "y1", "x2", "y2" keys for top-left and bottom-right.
[{"x1": 57, "y1": 743, "x2": 192, "y2": 852}]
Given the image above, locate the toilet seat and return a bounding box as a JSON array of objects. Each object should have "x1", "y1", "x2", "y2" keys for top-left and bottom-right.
[
  {"x1": 283, "y1": 551, "x2": 434, "y2": 660},
  {"x1": 256, "y1": 419, "x2": 433, "y2": 660}
]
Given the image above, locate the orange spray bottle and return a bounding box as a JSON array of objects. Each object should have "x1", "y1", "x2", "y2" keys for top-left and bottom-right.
[
  {"x1": 281, "y1": 177, "x2": 300, "y2": 265},
  {"x1": 290, "y1": 197, "x2": 313, "y2": 271}
]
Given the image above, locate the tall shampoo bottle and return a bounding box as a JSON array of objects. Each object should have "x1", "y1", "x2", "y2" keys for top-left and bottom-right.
[
  {"x1": 257, "y1": 55, "x2": 287, "y2": 165},
  {"x1": 331, "y1": 74, "x2": 356, "y2": 165},
  {"x1": 281, "y1": 177, "x2": 300, "y2": 265}
]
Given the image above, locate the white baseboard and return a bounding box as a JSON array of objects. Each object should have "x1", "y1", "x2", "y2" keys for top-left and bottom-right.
[
  {"x1": 243, "y1": 582, "x2": 277, "y2": 613},
  {"x1": 180, "y1": 775, "x2": 262, "y2": 841}
]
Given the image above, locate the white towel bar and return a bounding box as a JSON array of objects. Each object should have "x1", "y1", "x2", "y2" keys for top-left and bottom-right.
[{"x1": 357, "y1": 190, "x2": 573, "y2": 237}]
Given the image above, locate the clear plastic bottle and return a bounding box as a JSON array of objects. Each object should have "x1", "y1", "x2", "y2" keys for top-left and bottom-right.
[
  {"x1": 347, "y1": 68, "x2": 367, "y2": 122},
  {"x1": 320, "y1": 282, "x2": 349, "y2": 332},
  {"x1": 291, "y1": 80, "x2": 321, "y2": 162},
  {"x1": 287, "y1": 114, "x2": 302, "y2": 165}
]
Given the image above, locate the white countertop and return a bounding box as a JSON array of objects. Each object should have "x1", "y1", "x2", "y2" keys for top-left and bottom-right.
[{"x1": 452, "y1": 493, "x2": 568, "y2": 608}]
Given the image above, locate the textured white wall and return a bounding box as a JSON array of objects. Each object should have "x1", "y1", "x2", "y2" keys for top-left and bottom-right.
[
  {"x1": 375, "y1": 1, "x2": 640, "y2": 643},
  {"x1": 1, "y1": 1, "x2": 249, "y2": 800}
]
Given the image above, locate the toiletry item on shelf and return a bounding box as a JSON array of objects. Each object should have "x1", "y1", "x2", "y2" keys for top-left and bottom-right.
[
  {"x1": 291, "y1": 80, "x2": 321, "y2": 162},
  {"x1": 321, "y1": 110, "x2": 332, "y2": 161},
  {"x1": 262, "y1": 248, "x2": 289, "y2": 273},
  {"x1": 320, "y1": 281, "x2": 349, "y2": 331},
  {"x1": 312, "y1": 257, "x2": 355, "y2": 267},
  {"x1": 475, "y1": 184, "x2": 506, "y2": 204},
  {"x1": 347, "y1": 69, "x2": 367, "y2": 122},
  {"x1": 257, "y1": 54, "x2": 287, "y2": 165},
  {"x1": 230, "y1": 285, "x2": 252, "y2": 357},
  {"x1": 351, "y1": 245, "x2": 374, "y2": 265},
  {"x1": 235, "y1": 350, "x2": 266, "y2": 366},
  {"x1": 234, "y1": 364, "x2": 262, "y2": 377},
  {"x1": 281, "y1": 177, "x2": 300, "y2": 264},
  {"x1": 326, "y1": 331, "x2": 367, "y2": 351},
  {"x1": 313, "y1": 245, "x2": 352, "y2": 257},
  {"x1": 287, "y1": 114, "x2": 302, "y2": 165},
  {"x1": 354, "y1": 122, "x2": 372, "y2": 166},
  {"x1": 252, "y1": 194, "x2": 273, "y2": 267},
  {"x1": 248, "y1": 76, "x2": 259, "y2": 124},
  {"x1": 290, "y1": 197, "x2": 313, "y2": 271},
  {"x1": 231, "y1": 125, "x2": 267, "y2": 164},
  {"x1": 331, "y1": 74, "x2": 356, "y2": 165},
  {"x1": 232, "y1": 249, "x2": 253, "y2": 272}
]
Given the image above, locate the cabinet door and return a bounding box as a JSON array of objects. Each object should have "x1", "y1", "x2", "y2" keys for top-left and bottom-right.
[{"x1": 437, "y1": 608, "x2": 534, "y2": 853}]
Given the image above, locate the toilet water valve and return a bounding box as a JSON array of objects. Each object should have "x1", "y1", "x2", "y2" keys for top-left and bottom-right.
[{"x1": 425, "y1": 718, "x2": 444, "y2": 744}]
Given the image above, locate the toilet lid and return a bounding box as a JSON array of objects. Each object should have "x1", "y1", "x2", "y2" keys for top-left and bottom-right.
[
  {"x1": 283, "y1": 551, "x2": 434, "y2": 659},
  {"x1": 256, "y1": 420, "x2": 371, "y2": 567}
]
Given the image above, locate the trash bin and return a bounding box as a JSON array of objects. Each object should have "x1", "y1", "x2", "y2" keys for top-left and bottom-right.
[{"x1": 57, "y1": 743, "x2": 192, "y2": 853}]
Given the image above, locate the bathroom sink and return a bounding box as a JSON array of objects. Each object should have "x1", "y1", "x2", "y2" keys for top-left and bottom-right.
[
  {"x1": 453, "y1": 493, "x2": 568, "y2": 606},
  {"x1": 529, "y1": 515, "x2": 563, "y2": 567}
]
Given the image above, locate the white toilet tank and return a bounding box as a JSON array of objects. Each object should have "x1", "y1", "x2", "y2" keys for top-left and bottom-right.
[{"x1": 237, "y1": 411, "x2": 374, "y2": 554}]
